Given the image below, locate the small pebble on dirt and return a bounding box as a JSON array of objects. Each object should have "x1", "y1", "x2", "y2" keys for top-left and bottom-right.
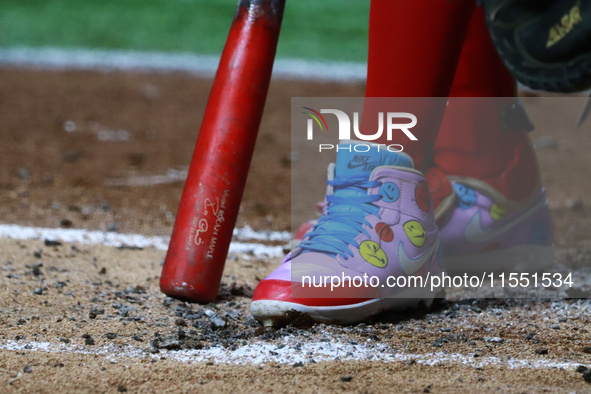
[
  {"x1": 565, "y1": 199, "x2": 585, "y2": 211},
  {"x1": 18, "y1": 168, "x2": 30, "y2": 180},
  {"x1": 59, "y1": 219, "x2": 73, "y2": 228},
  {"x1": 32, "y1": 264, "x2": 43, "y2": 276},
  {"x1": 82, "y1": 334, "x2": 95, "y2": 346},
  {"x1": 210, "y1": 317, "x2": 226, "y2": 329},
  {"x1": 575, "y1": 365, "x2": 588, "y2": 374},
  {"x1": 155, "y1": 338, "x2": 181, "y2": 350},
  {"x1": 90, "y1": 305, "x2": 105, "y2": 317}
]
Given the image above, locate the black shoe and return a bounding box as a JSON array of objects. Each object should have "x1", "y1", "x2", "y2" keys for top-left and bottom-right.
[{"x1": 482, "y1": 0, "x2": 591, "y2": 92}]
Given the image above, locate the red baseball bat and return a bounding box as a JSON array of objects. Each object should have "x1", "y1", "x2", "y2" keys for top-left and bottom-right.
[{"x1": 160, "y1": 0, "x2": 285, "y2": 303}]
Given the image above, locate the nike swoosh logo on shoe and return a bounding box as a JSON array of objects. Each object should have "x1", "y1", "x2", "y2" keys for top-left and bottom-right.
[
  {"x1": 398, "y1": 237, "x2": 440, "y2": 275},
  {"x1": 464, "y1": 197, "x2": 547, "y2": 244},
  {"x1": 347, "y1": 162, "x2": 374, "y2": 169}
]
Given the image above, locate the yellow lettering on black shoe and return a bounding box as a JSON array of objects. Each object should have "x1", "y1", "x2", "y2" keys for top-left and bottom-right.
[{"x1": 547, "y1": 1, "x2": 582, "y2": 48}]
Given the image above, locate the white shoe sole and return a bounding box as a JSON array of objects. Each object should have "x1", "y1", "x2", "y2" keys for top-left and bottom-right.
[{"x1": 250, "y1": 287, "x2": 442, "y2": 326}]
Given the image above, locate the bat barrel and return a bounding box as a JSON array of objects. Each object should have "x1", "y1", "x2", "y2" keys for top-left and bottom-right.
[{"x1": 160, "y1": 0, "x2": 286, "y2": 303}]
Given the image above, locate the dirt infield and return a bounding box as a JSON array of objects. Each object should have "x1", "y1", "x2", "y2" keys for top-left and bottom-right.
[{"x1": 1, "y1": 67, "x2": 591, "y2": 392}]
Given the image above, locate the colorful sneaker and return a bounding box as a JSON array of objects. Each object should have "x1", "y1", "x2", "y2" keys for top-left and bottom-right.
[
  {"x1": 251, "y1": 141, "x2": 444, "y2": 326},
  {"x1": 438, "y1": 178, "x2": 554, "y2": 275},
  {"x1": 431, "y1": 97, "x2": 555, "y2": 274}
]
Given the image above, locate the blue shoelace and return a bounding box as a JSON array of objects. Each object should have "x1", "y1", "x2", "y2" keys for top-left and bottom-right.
[{"x1": 298, "y1": 174, "x2": 382, "y2": 259}]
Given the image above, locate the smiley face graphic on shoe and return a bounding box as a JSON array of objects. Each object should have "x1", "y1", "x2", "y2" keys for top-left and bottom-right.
[
  {"x1": 379, "y1": 182, "x2": 400, "y2": 203},
  {"x1": 454, "y1": 183, "x2": 477, "y2": 209},
  {"x1": 403, "y1": 220, "x2": 426, "y2": 247},
  {"x1": 359, "y1": 240, "x2": 388, "y2": 268},
  {"x1": 489, "y1": 203, "x2": 507, "y2": 221}
]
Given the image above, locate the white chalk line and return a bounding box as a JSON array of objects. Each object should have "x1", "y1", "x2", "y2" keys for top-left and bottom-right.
[
  {"x1": 1, "y1": 47, "x2": 582, "y2": 94},
  {"x1": 0, "y1": 47, "x2": 367, "y2": 82},
  {"x1": 0, "y1": 224, "x2": 290, "y2": 258},
  {"x1": 0, "y1": 337, "x2": 584, "y2": 371},
  {"x1": 104, "y1": 168, "x2": 188, "y2": 187}
]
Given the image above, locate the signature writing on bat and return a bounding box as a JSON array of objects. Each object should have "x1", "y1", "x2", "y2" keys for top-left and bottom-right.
[{"x1": 192, "y1": 189, "x2": 230, "y2": 258}]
